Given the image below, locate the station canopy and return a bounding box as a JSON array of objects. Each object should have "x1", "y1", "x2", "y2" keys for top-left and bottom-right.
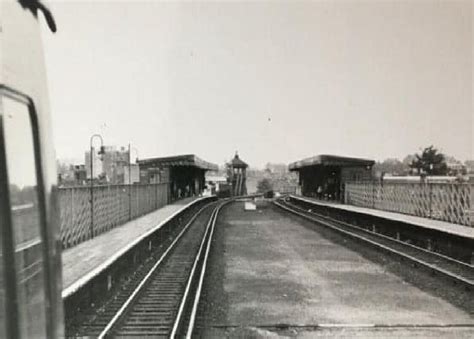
[
  {"x1": 289, "y1": 154, "x2": 375, "y2": 171},
  {"x1": 138, "y1": 154, "x2": 218, "y2": 171}
]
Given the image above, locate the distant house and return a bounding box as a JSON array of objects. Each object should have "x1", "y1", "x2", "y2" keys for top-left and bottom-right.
[
  {"x1": 446, "y1": 161, "x2": 467, "y2": 176},
  {"x1": 465, "y1": 160, "x2": 474, "y2": 173}
]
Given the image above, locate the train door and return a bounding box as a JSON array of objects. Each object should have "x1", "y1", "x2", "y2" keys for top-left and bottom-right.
[{"x1": 0, "y1": 89, "x2": 49, "y2": 338}]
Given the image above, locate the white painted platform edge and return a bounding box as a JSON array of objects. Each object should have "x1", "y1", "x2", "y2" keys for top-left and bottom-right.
[
  {"x1": 290, "y1": 195, "x2": 474, "y2": 240},
  {"x1": 62, "y1": 196, "x2": 212, "y2": 299}
]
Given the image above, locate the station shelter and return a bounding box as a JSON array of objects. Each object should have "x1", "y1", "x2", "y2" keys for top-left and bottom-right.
[
  {"x1": 138, "y1": 154, "x2": 218, "y2": 201},
  {"x1": 289, "y1": 155, "x2": 375, "y2": 201}
]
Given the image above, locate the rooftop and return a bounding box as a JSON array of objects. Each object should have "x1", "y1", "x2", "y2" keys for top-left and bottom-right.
[
  {"x1": 289, "y1": 154, "x2": 375, "y2": 171},
  {"x1": 138, "y1": 154, "x2": 218, "y2": 171},
  {"x1": 230, "y1": 152, "x2": 248, "y2": 168}
]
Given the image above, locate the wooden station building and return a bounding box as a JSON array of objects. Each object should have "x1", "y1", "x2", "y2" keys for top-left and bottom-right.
[
  {"x1": 229, "y1": 152, "x2": 248, "y2": 196},
  {"x1": 138, "y1": 154, "x2": 218, "y2": 200},
  {"x1": 289, "y1": 154, "x2": 375, "y2": 201}
]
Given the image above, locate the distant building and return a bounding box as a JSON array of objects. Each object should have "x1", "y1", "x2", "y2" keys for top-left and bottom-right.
[
  {"x1": 205, "y1": 173, "x2": 227, "y2": 195},
  {"x1": 124, "y1": 164, "x2": 140, "y2": 184},
  {"x1": 465, "y1": 160, "x2": 474, "y2": 174},
  {"x1": 73, "y1": 165, "x2": 87, "y2": 185},
  {"x1": 446, "y1": 161, "x2": 467, "y2": 176},
  {"x1": 57, "y1": 163, "x2": 88, "y2": 186},
  {"x1": 101, "y1": 146, "x2": 129, "y2": 184},
  {"x1": 84, "y1": 145, "x2": 137, "y2": 184},
  {"x1": 264, "y1": 163, "x2": 288, "y2": 175}
]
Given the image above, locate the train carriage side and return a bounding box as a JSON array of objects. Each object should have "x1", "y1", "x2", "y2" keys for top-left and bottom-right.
[{"x1": 0, "y1": 1, "x2": 63, "y2": 338}]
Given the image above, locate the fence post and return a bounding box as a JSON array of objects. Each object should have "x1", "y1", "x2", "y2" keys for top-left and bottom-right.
[
  {"x1": 90, "y1": 185, "x2": 94, "y2": 239},
  {"x1": 136, "y1": 186, "x2": 140, "y2": 217},
  {"x1": 129, "y1": 184, "x2": 132, "y2": 221},
  {"x1": 429, "y1": 183, "x2": 432, "y2": 219},
  {"x1": 470, "y1": 184, "x2": 474, "y2": 227},
  {"x1": 372, "y1": 181, "x2": 375, "y2": 209},
  {"x1": 70, "y1": 188, "x2": 74, "y2": 248}
]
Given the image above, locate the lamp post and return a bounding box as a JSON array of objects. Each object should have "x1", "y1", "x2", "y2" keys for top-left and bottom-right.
[
  {"x1": 90, "y1": 134, "x2": 104, "y2": 239},
  {"x1": 128, "y1": 143, "x2": 139, "y2": 220}
]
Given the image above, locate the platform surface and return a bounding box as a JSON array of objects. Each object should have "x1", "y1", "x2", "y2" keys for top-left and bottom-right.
[
  {"x1": 201, "y1": 201, "x2": 473, "y2": 338},
  {"x1": 290, "y1": 195, "x2": 474, "y2": 240},
  {"x1": 62, "y1": 196, "x2": 204, "y2": 298}
]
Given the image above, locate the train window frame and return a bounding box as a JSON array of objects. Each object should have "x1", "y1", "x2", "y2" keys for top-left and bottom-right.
[{"x1": 0, "y1": 85, "x2": 52, "y2": 338}]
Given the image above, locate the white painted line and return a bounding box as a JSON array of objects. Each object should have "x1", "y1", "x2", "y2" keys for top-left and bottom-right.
[
  {"x1": 62, "y1": 196, "x2": 212, "y2": 299},
  {"x1": 318, "y1": 323, "x2": 376, "y2": 328},
  {"x1": 12, "y1": 203, "x2": 34, "y2": 211}
]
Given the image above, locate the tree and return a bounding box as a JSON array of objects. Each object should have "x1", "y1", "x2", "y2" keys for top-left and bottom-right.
[
  {"x1": 410, "y1": 146, "x2": 448, "y2": 175},
  {"x1": 402, "y1": 154, "x2": 416, "y2": 166},
  {"x1": 373, "y1": 158, "x2": 409, "y2": 176},
  {"x1": 256, "y1": 178, "x2": 273, "y2": 193}
]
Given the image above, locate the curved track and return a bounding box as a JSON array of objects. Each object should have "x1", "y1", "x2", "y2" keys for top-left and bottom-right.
[{"x1": 274, "y1": 198, "x2": 474, "y2": 291}]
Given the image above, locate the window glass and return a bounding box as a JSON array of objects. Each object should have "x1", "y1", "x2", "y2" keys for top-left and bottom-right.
[{"x1": 1, "y1": 95, "x2": 46, "y2": 337}]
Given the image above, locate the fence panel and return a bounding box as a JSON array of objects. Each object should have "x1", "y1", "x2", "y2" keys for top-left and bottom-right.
[
  {"x1": 344, "y1": 182, "x2": 473, "y2": 227},
  {"x1": 58, "y1": 183, "x2": 170, "y2": 249},
  {"x1": 58, "y1": 187, "x2": 92, "y2": 248},
  {"x1": 431, "y1": 184, "x2": 471, "y2": 226},
  {"x1": 345, "y1": 182, "x2": 374, "y2": 207}
]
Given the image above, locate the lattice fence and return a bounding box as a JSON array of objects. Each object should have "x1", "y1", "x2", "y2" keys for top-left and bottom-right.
[
  {"x1": 345, "y1": 182, "x2": 473, "y2": 227},
  {"x1": 58, "y1": 183, "x2": 169, "y2": 249}
]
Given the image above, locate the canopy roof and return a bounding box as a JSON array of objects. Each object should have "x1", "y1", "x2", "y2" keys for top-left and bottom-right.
[
  {"x1": 230, "y1": 153, "x2": 248, "y2": 168},
  {"x1": 289, "y1": 154, "x2": 374, "y2": 171},
  {"x1": 138, "y1": 154, "x2": 218, "y2": 171}
]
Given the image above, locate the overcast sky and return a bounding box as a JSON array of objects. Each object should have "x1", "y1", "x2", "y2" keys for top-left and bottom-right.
[{"x1": 42, "y1": 0, "x2": 473, "y2": 168}]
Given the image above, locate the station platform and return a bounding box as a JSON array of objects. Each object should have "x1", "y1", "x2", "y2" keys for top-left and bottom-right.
[
  {"x1": 62, "y1": 196, "x2": 206, "y2": 299},
  {"x1": 289, "y1": 195, "x2": 474, "y2": 240}
]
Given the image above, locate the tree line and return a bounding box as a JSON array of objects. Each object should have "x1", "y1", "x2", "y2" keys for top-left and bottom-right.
[{"x1": 374, "y1": 145, "x2": 470, "y2": 177}]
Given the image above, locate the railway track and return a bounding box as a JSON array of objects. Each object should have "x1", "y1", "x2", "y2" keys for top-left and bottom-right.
[
  {"x1": 70, "y1": 199, "x2": 226, "y2": 338},
  {"x1": 274, "y1": 198, "x2": 474, "y2": 291},
  {"x1": 95, "y1": 200, "x2": 223, "y2": 338}
]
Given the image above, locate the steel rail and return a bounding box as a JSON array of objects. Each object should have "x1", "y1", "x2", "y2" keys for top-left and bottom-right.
[
  {"x1": 274, "y1": 200, "x2": 474, "y2": 290},
  {"x1": 169, "y1": 205, "x2": 219, "y2": 338},
  {"x1": 185, "y1": 199, "x2": 231, "y2": 338},
  {"x1": 97, "y1": 202, "x2": 213, "y2": 339}
]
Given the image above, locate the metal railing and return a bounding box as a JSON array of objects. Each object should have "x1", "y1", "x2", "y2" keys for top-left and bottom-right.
[
  {"x1": 58, "y1": 183, "x2": 169, "y2": 249},
  {"x1": 344, "y1": 182, "x2": 473, "y2": 227}
]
